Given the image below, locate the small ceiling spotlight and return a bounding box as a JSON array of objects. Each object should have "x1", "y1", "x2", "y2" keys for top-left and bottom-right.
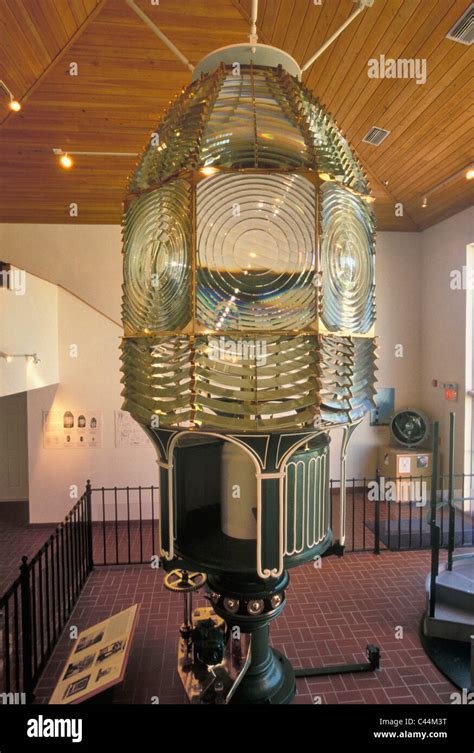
[
  {"x1": 0, "y1": 80, "x2": 21, "y2": 112},
  {"x1": 5, "y1": 354, "x2": 13, "y2": 363},
  {"x1": 466, "y1": 166, "x2": 474, "y2": 180},
  {"x1": 421, "y1": 196, "x2": 428, "y2": 208},
  {"x1": 59, "y1": 153, "x2": 74, "y2": 169}
]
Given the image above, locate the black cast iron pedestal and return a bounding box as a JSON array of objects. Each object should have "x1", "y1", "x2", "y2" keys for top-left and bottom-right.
[{"x1": 207, "y1": 572, "x2": 296, "y2": 705}]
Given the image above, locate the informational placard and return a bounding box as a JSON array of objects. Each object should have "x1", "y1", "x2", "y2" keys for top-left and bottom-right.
[
  {"x1": 397, "y1": 455, "x2": 412, "y2": 474},
  {"x1": 49, "y1": 604, "x2": 139, "y2": 704},
  {"x1": 43, "y1": 410, "x2": 102, "y2": 449},
  {"x1": 114, "y1": 410, "x2": 149, "y2": 448}
]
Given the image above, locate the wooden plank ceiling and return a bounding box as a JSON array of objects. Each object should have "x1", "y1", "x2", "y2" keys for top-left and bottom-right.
[{"x1": 0, "y1": 0, "x2": 471, "y2": 230}]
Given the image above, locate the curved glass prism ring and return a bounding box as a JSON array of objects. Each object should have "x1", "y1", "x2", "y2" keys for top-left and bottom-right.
[{"x1": 121, "y1": 43, "x2": 377, "y2": 704}]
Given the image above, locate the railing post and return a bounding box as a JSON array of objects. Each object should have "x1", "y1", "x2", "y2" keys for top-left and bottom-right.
[
  {"x1": 429, "y1": 421, "x2": 440, "y2": 617},
  {"x1": 470, "y1": 634, "x2": 474, "y2": 692},
  {"x1": 19, "y1": 556, "x2": 34, "y2": 703},
  {"x1": 447, "y1": 412, "x2": 455, "y2": 571},
  {"x1": 85, "y1": 480, "x2": 94, "y2": 573},
  {"x1": 429, "y1": 525, "x2": 440, "y2": 618},
  {"x1": 373, "y1": 469, "x2": 380, "y2": 555}
]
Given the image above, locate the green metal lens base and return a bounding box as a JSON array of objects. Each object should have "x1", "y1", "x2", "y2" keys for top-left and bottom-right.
[
  {"x1": 230, "y1": 640, "x2": 296, "y2": 705},
  {"x1": 208, "y1": 573, "x2": 295, "y2": 704}
]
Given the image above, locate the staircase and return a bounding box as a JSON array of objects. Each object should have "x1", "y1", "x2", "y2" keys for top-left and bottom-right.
[{"x1": 424, "y1": 553, "x2": 474, "y2": 642}]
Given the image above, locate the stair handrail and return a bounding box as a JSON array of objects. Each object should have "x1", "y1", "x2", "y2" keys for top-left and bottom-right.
[{"x1": 429, "y1": 420, "x2": 440, "y2": 618}]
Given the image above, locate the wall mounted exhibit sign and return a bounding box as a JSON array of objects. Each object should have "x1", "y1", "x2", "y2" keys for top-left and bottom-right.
[
  {"x1": 43, "y1": 410, "x2": 102, "y2": 448},
  {"x1": 115, "y1": 409, "x2": 150, "y2": 448},
  {"x1": 49, "y1": 604, "x2": 139, "y2": 704}
]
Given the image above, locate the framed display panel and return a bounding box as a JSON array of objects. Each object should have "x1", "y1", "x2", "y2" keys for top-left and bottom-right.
[{"x1": 49, "y1": 605, "x2": 139, "y2": 704}]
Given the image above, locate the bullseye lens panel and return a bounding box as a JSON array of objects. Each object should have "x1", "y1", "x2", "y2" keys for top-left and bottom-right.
[
  {"x1": 196, "y1": 173, "x2": 316, "y2": 331},
  {"x1": 319, "y1": 182, "x2": 375, "y2": 334},
  {"x1": 122, "y1": 180, "x2": 192, "y2": 334}
]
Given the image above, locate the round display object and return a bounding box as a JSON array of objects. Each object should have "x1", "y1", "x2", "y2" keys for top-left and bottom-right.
[{"x1": 390, "y1": 409, "x2": 430, "y2": 448}]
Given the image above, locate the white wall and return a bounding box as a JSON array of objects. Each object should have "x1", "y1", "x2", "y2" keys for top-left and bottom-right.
[
  {"x1": 0, "y1": 224, "x2": 122, "y2": 322},
  {"x1": 0, "y1": 272, "x2": 59, "y2": 397},
  {"x1": 331, "y1": 230, "x2": 423, "y2": 479},
  {"x1": 27, "y1": 287, "x2": 157, "y2": 523},
  {"x1": 419, "y1": 207, "x2": 473, "y2": 476}
]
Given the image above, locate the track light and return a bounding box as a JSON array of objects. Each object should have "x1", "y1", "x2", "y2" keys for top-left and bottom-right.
[
  {"x1": 59, "y1": 153, "x2": 74, "y2": 169},
  {"x1": 52, "y1": 147, "x2": 137, "y2": 169},
  {"x1": 0, "y1": 80, "x2": 21, "y2": 112},
  {"x1": 421, "y1": 164, "x2": 473, "y2": 207},
  {"x1": 1, "y1": 352, "x2": 40, "y2": 364}
]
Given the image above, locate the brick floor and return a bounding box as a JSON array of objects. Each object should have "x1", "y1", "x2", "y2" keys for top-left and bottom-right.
[
  {"x1": 0, "y1": 522, "x2": 56, "y2": 596},
  {"x1": 34, "y1": 549, "x2": 463, "y2": 705}
]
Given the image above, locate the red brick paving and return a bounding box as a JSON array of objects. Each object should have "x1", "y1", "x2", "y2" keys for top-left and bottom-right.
[
  {"x1": 33, "y1": 549, "x2": 464, "y2": 705},
  {"x1": 0, "y1": 522, "x2": 56, "y2": 596}
]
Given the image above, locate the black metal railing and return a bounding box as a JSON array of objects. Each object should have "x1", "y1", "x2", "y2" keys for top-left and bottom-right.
[
  {"x1": 328, "y1": 472, "x2": 473, "y2": 554},
  {"x1": 0, "y1": 491, "x2": 93, "y2": 701},
  {"x1": 89, "y1": 473, "x2": 473, "y2": 565},
  {"x1": 90, "y1": 484, "x2": 159, "y2": 566}
]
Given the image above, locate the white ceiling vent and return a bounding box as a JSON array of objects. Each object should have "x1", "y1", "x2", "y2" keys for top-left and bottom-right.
[
  {"x1": 362, "y1": 126, "x2": 391, "y2": 146},
  {"x1": 446, "y1": 4, "x2": 474, "y2": 45}
]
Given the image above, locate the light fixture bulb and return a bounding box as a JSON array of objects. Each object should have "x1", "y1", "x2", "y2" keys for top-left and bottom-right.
[
  {"x1": 9, "y1": 99, "x2": 21, "y2": 112},
  {"x1": 5, "y1": 355, "x2": 13, "y2": 363},
  {"x1": 421, "y1": 196, "x2": 428, "y2": 208},
  {"x1": 59, "y1": 153, "x2": 74, "y2": 169},
  {"x1": 466, "y1": 168, "x2": 474, "y2": 181},
  {"x1": 200, "y1": 166, "x2": 219, "y2": 176}
]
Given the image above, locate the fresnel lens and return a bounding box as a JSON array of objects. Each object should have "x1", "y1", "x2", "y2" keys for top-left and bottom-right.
[{"x1": 121, "y1": 43, "x2": 376, "y2": 704}]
